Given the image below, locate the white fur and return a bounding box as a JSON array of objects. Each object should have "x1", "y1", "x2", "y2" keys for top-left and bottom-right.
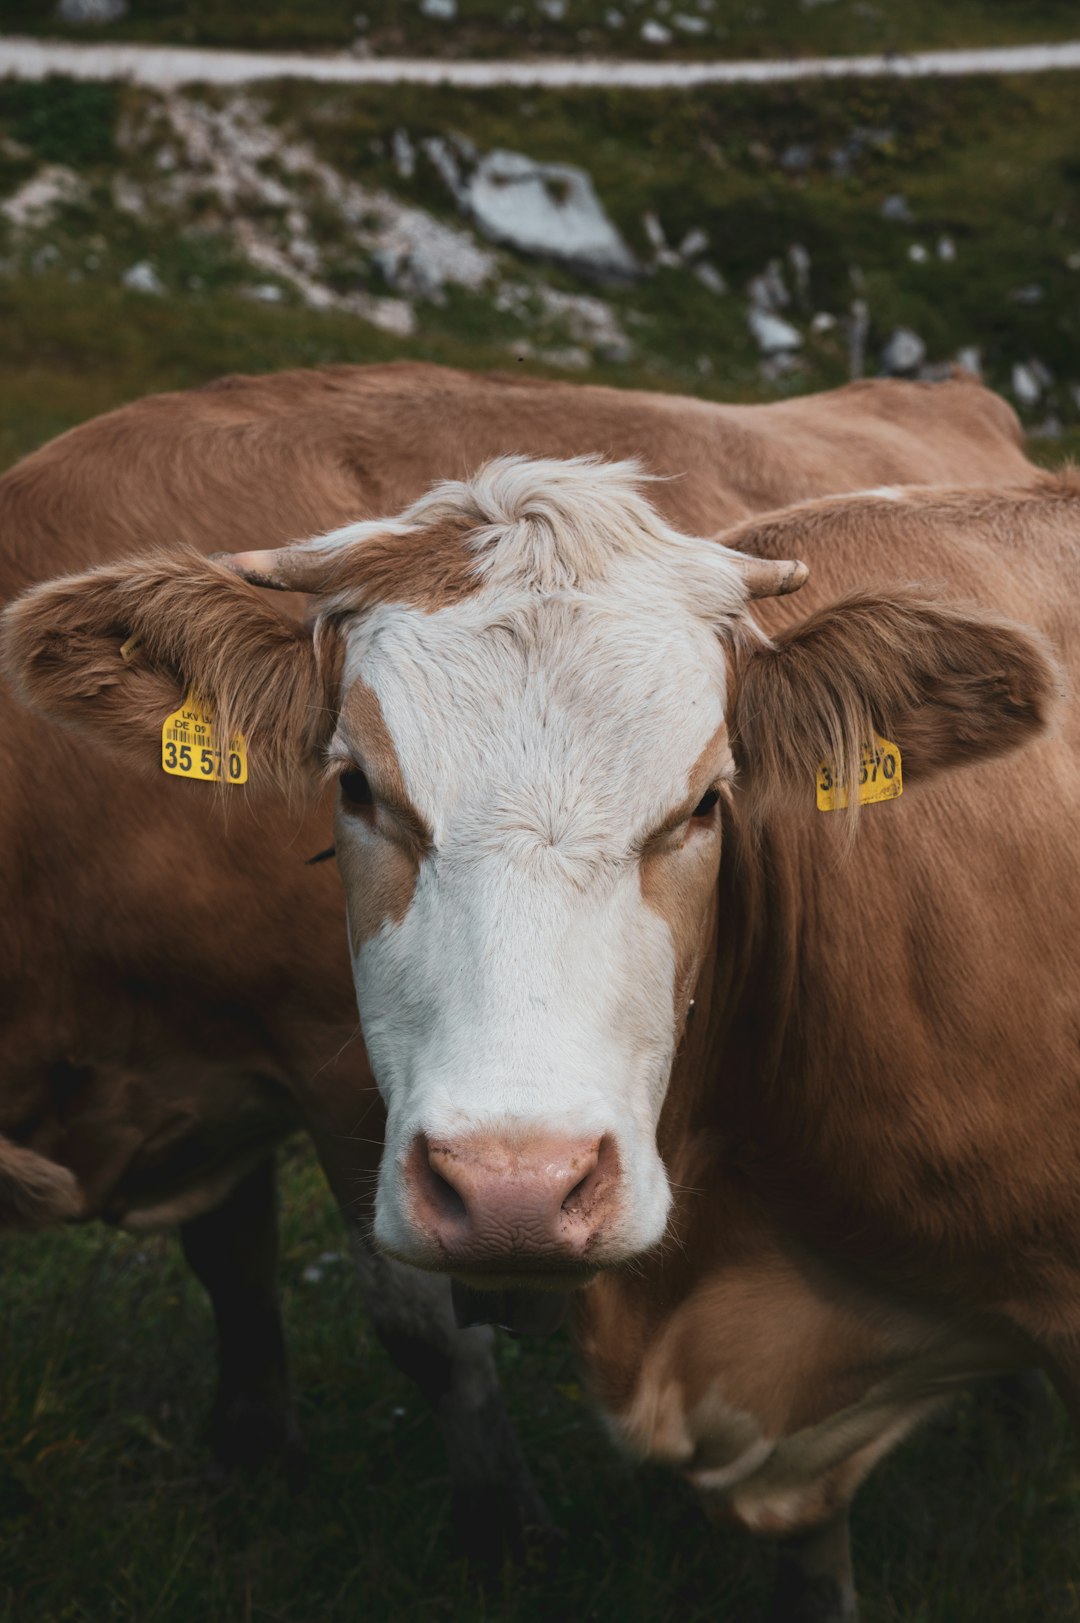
[{"x1": 323, "y1": 459, "x2": 753, "y2": 1269}]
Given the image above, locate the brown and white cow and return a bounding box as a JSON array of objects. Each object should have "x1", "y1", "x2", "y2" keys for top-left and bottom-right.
[{"x1": 0, "y1": 363, "x2": 1049, "y2": 1609}]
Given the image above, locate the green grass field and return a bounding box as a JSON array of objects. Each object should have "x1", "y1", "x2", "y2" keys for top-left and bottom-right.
[
  {"x1": 4, "y1": 47, "x2": 1080, "y2": 1623},
  {"x1": 3, "y1": 1142, "x2": 1080, "y2": 1623}
]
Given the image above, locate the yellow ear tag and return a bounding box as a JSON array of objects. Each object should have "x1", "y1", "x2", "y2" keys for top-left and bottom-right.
[
  {"x1": 816, "y1": 735, "x2": 902, "y2": 812},
  {"x1": 161, "y1": 692, "x2": 248, "y2": 785}
]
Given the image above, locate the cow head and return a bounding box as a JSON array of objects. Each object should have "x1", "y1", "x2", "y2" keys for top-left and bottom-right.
[{"x1": 3, "y1": 459, "x2": 1057, "y2": 1287}]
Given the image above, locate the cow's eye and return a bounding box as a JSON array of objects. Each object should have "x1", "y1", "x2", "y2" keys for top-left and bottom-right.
[
  {"x1": 692, "y1": 787, "x2": 720, "y2": 818},
  {"x1": 340, "y1": 768, "x2": 374, "y2": 808}
]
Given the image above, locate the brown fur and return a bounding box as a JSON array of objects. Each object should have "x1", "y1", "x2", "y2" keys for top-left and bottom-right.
[
  {"x1": 2, "y1": 550, "x2": 337, "y2": 794},
  {"x1": 732, "y1": 585, "x2": 1061, "y2": 824},
  {"x1": 225, "y1": 516, "x2": 484, "y2": 612},
  {"x1": 578, "y1": 473, "x2": 1080, "y2": 1547},
  {"x1": 332, "y1": 681, "x2": 430, "y2": 944},
  {"x1": 0, "y1": 364, "x2": 1054, "y2": 1558}
]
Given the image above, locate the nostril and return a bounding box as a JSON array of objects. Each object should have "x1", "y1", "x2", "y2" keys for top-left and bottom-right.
[
  {"x1": 561, "y1": 1134, "x2": 614, "y2": 1217},
  {"x1": 428, "y1": 1163, "x2": 468, "y2": 1222},
  {"x1": 410, "y1": 1134, "x2": 468, "y2": 1223}
]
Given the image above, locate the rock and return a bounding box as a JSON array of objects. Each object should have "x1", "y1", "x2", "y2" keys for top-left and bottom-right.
[
  {"x1": 748, "y1": 307, "x2": 802, "y2": 354},
  {"x1": 539, "y1": 0, "x2": 566, "y2": 15},
  {"x1": 848, "y1": 298, "x2": 869, "y2": 378},
  {"x1": 1, "y1": 164, "x2": 82, "y2": 229},
  {"x1": 643, "y1": 223, "x2": 679, "y2": 269},
  {"x1": 907, "y1": 243, "x2": 928, "y2": 264},
  {"x1": 672, "y1": 12, "x2": 709, "y2": 33},
  {"x1": 759, "y1": 352, "x2": 802, "y2": 381},
  {"x1": 780, "y1": 142, "x2": 814, "y2": 174},
  {"x1": 642, "y1": 210, "x2": 668, "y2": 252},
  {"x1": 56, "y1": 0, "x2": 127, "y2": 21},
  {"x1": 605, "y1": 8, "x2": 624, "y2": 24},
  {"x1": 880, "y1": 192, "x2": 913, "y2": 224},
  {"x1": 1067, "y1": 251, "x2": 1080, "y2": 271},
  {"x1": 788, "y1": 242, "x2": 811, "y2": 301},
  {"x1": 1011, "y1": 284, "x2": 1044, "y2": 305},
  {"x1": 881, "y1": 327, "x2": 926, "y2": 374},
  {"x1": 121, "y1": 260, "x2": 165, "y2": 296},
  {"x1": 248, "y1": 283, "x2": 285, "y2": 303},
  {"x1": 454, "y1": 148, "x2": 638, "y2": 281},
  {"x1": 392, "y1": 130, "x2": 415, "y2": 180},
  {"x1": 679, "y1": 227, "x2": 709, "y2": 260},
  {"x1": 694, "y1": 262, "x2": 727, "y2": 295},
  {"x1": 937, "y1": 234, "x2": 956, "y2": 262},
  {"x1": 810, "y1": 311, "x2": 836, "y2": 333},
  {"x1": 540, "y1": 345, "x2": 591, "y2": 369},
  {"x1": 955, "y1": 345, "x2": 982, "y2": 378},
  {"x1": 641, "y1": 20, "x2": 673, "y2": 44},
  {"x1": 419, "y1": 0, "x2": 456, "y2": 16},
  {"x1": 748, "y1": 258, "x2": 789, "y2": 312},
  {"x1": 1011, "y1": 362, "x2": 1044, "y2": 408}
]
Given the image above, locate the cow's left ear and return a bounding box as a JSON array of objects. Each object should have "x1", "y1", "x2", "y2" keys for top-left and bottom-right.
[
  {"x1": 2, "y1": 550, "x2": 337, "y2": 792},
  {"x1": 730, "y1": 588, "x2": 1062, "y2": 818}
]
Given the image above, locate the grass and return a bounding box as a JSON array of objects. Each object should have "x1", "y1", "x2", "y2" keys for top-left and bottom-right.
[
  {"x1": 4, "y1": 51, "x2": 1080, "y2": 1623},
  {"x1": 3, "y1": 0, "x2": 1080, "y2": 61},
  {"x1": 3, "y1": 1141, "x2": 1080, "y2": 1623}
]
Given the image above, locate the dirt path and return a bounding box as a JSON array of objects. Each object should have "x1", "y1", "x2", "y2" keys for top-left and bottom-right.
[{"x1": 2, "y1": 34, "x2": 1080, "y2": 89}]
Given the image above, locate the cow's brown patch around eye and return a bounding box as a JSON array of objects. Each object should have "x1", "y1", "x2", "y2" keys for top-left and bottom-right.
[
  {"x1": 334, "y1": 679, "x2": 431, "y2": 946},
  {"x1": 640, "y1": 725, "x2": 731, "y2": 1019}
]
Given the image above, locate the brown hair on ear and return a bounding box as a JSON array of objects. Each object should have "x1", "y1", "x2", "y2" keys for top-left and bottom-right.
[
  {"x1": 730, "y1": 588, "x2": 1062, "y2": 823},
  {"x1": 2, "y1": 549, "x2": 338, "y2": 794}
]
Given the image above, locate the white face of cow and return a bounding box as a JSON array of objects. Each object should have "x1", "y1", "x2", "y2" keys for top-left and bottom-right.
[{"x1": 227, "y1": 459, "x2": 805, "y2": 1285}]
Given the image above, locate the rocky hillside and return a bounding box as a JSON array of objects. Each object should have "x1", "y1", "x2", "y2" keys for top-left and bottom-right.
[{"x1": 1, "y1": 67, "x2": 1079, "y2": 468}]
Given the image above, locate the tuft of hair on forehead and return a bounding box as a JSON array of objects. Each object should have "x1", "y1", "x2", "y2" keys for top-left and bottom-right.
[
  {"x1": 400, "y1": 455, "x2": 757, "y2": 627},
  {"x1": 278, "y1": 455, "x2": 756, "y2": 630}
]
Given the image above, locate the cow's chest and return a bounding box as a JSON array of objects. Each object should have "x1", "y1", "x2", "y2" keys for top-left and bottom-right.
[{"x1": 583, "y1": 1271, "x2": 1021, "y2": 1537}]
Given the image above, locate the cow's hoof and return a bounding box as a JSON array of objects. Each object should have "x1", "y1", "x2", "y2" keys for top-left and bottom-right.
[
  {"x1": 208, "y1": 1395, "x2": 309, "y2": 1493},
  {"x1": 452, "y1": 1480, "x2": 565, "y2": 1576}
]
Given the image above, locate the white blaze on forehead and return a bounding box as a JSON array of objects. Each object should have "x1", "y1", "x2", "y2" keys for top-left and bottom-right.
[
  {"x1": 342, "y1": 590, "x2": 729, "y2": 858},
  {"x1": 331, "y1": 456, "x2": 751, "y2": 852}
]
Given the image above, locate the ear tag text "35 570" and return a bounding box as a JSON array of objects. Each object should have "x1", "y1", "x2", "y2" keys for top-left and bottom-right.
[
  {"x1": 816, "y1": 735, "x2": 902, "y2": 812},
  {"x1": 161, "y1": 692, "x2": 248, "y2": 785}
]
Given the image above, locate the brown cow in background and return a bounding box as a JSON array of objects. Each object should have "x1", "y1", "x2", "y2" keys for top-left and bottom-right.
[{"x1": 0, "y1": 363, "x2": 1046, "y2": 1613}]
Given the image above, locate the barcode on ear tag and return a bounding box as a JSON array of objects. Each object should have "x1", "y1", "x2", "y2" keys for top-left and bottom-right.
[
  {"x1": 161, "y1": 692, "x2": 248, "y2": 785},
  {"x1": 817, "y1": 736, "x2": 902, "y2": 812}
]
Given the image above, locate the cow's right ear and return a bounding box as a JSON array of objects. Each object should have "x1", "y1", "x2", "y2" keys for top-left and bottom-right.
[{"x1": 1, "y1": 550, "x2": 337, "y2": 791}]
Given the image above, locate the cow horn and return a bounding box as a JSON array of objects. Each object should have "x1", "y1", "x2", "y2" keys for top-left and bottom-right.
[
  {"x1": 210, "y1": 544, "x2": 338, "y2": 593},
  {"x1": 726, "y1": 550, "x2": 810, "y2": 600}
]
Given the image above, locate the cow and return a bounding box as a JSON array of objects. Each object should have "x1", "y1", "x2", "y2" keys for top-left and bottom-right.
[{"x1": 0, "y1": 362, "x2": 1047, "y2": 1608}]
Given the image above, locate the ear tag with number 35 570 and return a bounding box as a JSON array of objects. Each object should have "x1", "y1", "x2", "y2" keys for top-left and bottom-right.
[
  {"x1": 161, "y1": 692, "x2": 248, "y2": 785},
  {"x1": 816, "y1": 735, "x2": 902, "y2": 812}
]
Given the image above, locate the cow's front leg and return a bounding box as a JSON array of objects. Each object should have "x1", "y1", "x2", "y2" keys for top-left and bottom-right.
[
  {"x1": 180, "y1": 1153, "x2": 307, "y2": 1488},
  {"x1": 349, "y1": 1238, "x2": 560, "y2": 1570},
  {"x1": 767, "y1": 1508, "x2": 858, "y2": 1623}
]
